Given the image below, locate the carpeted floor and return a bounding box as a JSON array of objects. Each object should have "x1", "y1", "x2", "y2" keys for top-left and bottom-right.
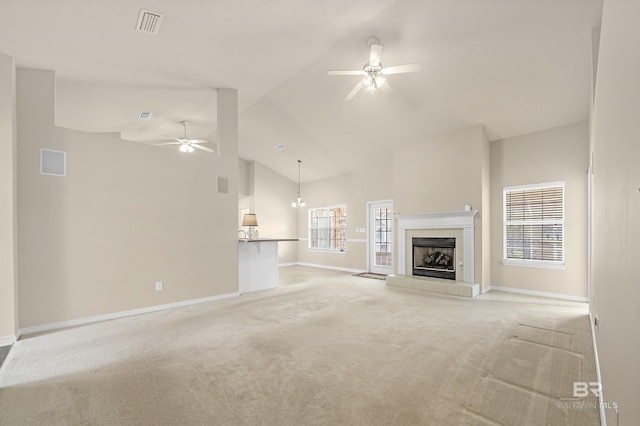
[{"x1": 0, "y1": 270, "x2": 599, "y2": 425}]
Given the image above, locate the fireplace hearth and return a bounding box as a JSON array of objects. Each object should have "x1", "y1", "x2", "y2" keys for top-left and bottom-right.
[{"x1": 412, "y1": 237, "x2": 456, "y2": 280}]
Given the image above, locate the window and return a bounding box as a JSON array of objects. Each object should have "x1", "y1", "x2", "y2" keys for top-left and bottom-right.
[
  {"x1": 503, "y1": 182, "x2": 564, "y2": 267},
  {"x1": 309, "y1": 205, "x2": 347, "y2": 252}
]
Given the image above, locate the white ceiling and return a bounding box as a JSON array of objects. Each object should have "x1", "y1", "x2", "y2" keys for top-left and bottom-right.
[{"x1": 0, "y1": 0, "x2": 603, "y2": 183}]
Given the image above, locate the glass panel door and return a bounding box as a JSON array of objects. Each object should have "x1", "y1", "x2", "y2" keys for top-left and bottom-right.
[{"x1": 368, "y1": 201, "x2": 393, "y2": 275}]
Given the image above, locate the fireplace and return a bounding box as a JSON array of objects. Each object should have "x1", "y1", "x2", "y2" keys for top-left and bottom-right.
[
  {"x1": 412, "y1": 237, "x2": 456, "y2": 280},
  {"x1": 397, "y1": 211, "x2": 476, "y2": 284}
]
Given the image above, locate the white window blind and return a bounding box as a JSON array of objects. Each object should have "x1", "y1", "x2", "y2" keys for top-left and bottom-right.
[
  {"x1": 309, "y1": 205, "x2": 347, "y2": 252},
  {"x1": 503, "y1": 182, "x2": 564, "y2": 265}
]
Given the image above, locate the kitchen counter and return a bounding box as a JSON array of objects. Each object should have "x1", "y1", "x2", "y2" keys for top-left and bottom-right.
[{"x1": 238, "y1": 238, "x2": 299, "y2": 243}]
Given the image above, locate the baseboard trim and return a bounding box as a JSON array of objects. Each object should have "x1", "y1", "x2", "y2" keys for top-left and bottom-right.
[
  {"x1": 296, "y1": 262, "x2": 366, "y2": 274},
  {"x1": 589, "y1": 311, "x2": 607, "y2": 426},
  {"x1": 278, "y1": 262, "x2": 297, "y2": 267},
  {"x1": 18, "y1": 292, "x2": 240, "y2": 337},
  {"x1": 0, "y1": 335, "x2": 17, "y2": 347},
  {"x1": 490, "y1": 286, "x2": 588, "y2": 302},
  {"x1": 481, "y1": 286, "x2": 492, "y2": 295}
]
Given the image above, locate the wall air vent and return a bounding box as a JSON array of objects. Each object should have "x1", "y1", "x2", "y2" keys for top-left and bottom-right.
[
  {"x1": 136, "y1": 9, "x2": 164, "y2": 35},
  {"x1": 41, "y1": 149, "x2": 66, "y2": 176}
]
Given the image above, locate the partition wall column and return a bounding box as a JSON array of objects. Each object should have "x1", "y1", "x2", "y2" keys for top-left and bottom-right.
[{"x1": 0, "y1": 53, "x2": 18, "y2": 345}]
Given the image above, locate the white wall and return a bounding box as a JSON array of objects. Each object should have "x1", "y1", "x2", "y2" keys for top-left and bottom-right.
[
  {"x1": 0, "y1": 53, "x2": 18, "y2": 341},
  {"x1": 16, "y1": 69, "x2": 239, "y2": 328},
  {"x1": 490, "y1": 122, "x2": 589, "y2": 298},
  {"x1": 591, "y1": 0, "x2": 640, "y2": 422}
]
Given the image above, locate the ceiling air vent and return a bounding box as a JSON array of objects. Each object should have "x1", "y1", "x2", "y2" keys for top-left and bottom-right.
[
  {"x1": 138, "y1": 112, "x2": 152, "y2": 120},
  {"x1": 136, "y1": 9, "x2": 164, "y2": 35}
]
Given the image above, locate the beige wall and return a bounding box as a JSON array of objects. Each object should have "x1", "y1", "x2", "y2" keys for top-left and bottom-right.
[
  {"x1": 296, "y1": 164, "x2": 393, "y2": 271},
  {"x1": 252, "y1": 162, "x2": 299, "y2": 264},
  {"x1": 238, "y1": 157, "x2": 250, "y2": 197},
  {"x1": 17, "y1": 69, "x2": 239, "y2": 328},
  {"x1": 0, "y1": 54, "x2": 18, "y2": 340},
  {"x1": 591, "y1": 0, "x2": 640, "y2": 422},
  {"x1": 392, "y1": 125, "x2": 490, "y2": 287},
  {"x1": 490, "y1": 122, "x2": 589, "y2": 298}
]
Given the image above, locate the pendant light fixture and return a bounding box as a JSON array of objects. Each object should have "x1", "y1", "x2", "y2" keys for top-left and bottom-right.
[{"x1": 292, "y1": 160, "x2": 306, "y2": 208}]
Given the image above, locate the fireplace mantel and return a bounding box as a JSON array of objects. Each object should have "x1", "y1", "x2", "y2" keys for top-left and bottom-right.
[{"x1": 397, "y1": 210, "x2": 477, "y2": 283}]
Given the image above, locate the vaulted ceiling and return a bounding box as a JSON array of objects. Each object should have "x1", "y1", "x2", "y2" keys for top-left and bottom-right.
[{"x1": 0, "y1": 0, "x2": 602, "y2": 182}]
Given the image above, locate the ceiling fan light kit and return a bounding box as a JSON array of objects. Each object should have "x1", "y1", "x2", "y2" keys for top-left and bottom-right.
[
  {"x1": 179, "y1": 143, "x2": 195, "y2": 153},
  {"x1": 328, "y1": 36, "x2": 421, "y2": 100},
  {"x1": 156, "y1": 121, "x2": 218, "y2": 155}
]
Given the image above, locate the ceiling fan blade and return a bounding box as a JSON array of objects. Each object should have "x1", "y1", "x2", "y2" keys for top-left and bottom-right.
[
  {"x1": 369, "y1": 44, "x2": 383, "y2": 67},
  {"x1": 328, "y1": 70, "x2": 364, "y2": 76},
  {"x1": 192, "y1": 144, "x2": 215, "y2": 153},
  {"x1": 190, "y1": 139, "x2": 210, "y2": 144},
  {"x1": 155, "y1": 142, "x2": 181, "y2": 146},
  {"x1": 345, "y1": 81, "x2": 364, "y2": 101},
  {"x1": 382, "y1": 63, "x2": 422, "y2": 75}
]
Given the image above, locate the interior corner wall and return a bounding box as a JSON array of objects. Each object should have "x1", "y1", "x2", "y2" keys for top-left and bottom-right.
[
  {"x1": 481, "y1": 128, "x2": 491, "y2": 290},
  {"x1": 591, "y1": 0, "x2": 640, "y2": 422},
  {"x1": 17, "y1": 69, "x2": 239, "y2": 329},
  {"x1": 392, "y1": 125, "x2": 488, "y2": 286},
  {"x1": 252, "y1": 161, "x2": 299, "y2": 264},
  {"x1": 296, "y1": 165, "x2": 393, "y2": 272},
  {"x1": 238, "y1": 158, "x2": 251, "y2": 197},
  {"x1": 237, "y1": 158, "x2": 253, "y2": 226},
  {"x1": 490, "y1": 122, "x2": 588, "y2": 298},
  {"x1": 0, "y1": 53, "x2": 18, "y2": 341}
]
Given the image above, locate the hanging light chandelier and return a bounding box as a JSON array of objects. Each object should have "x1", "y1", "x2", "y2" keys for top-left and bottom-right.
[{"x1": 292, "y1": 159, "x2": 306, "y2": 208}]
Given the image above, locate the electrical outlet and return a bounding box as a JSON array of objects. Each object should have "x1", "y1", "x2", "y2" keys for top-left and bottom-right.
[{"x1": 155, "y1": 281, "x2": 163, "y2": 291}]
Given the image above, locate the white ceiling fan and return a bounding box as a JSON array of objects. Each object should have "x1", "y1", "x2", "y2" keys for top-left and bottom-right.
[
  {"x1": 156, "y1": 121, "x2": 218, "y2": 156},
  {"x1": 328, "y1": 36, "x2": 421, "y2": 101}
]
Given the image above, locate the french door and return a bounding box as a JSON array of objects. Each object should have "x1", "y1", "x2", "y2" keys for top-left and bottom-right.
[{"x1": 368, "y1": 201, "x2": 394, "y2": 275}]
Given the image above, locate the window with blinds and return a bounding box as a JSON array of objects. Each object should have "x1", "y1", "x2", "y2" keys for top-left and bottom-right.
[
  {"x1": 503, "y1": 182, "x2": 564, "y2": 266},
  {"x1": 308, "y1": 205, "x2": 347, "y2": 252}
]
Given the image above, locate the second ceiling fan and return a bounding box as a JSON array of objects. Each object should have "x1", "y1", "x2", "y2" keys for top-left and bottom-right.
[
  {"x1": 157, "y1": 121, "x2": 218, "y2": 155},
  {"x1": 328, "y1": 36, "x2": 421, "y2": 101}
]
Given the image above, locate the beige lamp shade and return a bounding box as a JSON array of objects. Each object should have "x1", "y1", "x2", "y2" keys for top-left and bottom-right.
[{"x1": 242, "y1": 213, "x2": 258, "y2": 227}]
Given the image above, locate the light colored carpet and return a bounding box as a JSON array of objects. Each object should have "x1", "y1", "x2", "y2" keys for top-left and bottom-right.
[{"x1": 0, "y1": 271, "x2": 599, "y2": 425}]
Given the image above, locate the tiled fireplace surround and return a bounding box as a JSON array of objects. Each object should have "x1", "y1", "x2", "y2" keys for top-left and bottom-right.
[{"x1": 386, "y1": 211, "x2": 480, "y2": 298}]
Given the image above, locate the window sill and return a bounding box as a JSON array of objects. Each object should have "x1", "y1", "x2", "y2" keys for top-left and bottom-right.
[
  {"x1": 307, "y1": 248, "x2": 347, "y2": 254},
  {"x1": 502, "y1": 259, "x2": 565, "y2": 270}
]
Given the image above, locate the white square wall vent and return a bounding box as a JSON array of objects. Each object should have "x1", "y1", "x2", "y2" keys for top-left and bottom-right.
[
  {"x1": 136, "y1": 9, "x2": 164, "y2": 35},
  {"x1": 41, "y1": 149, "x2": 66, "y2": 176}
]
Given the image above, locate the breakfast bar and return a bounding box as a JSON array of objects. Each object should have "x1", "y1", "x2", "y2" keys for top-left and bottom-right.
[{"x1": 238, "y1": 238, "x2": 298, "y2": 293}]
